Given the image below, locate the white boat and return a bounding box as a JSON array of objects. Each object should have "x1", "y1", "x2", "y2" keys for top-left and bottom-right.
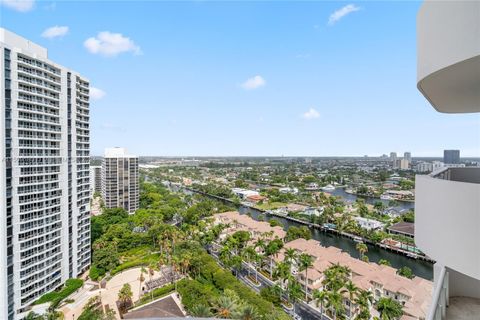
[
  {"x1": 380, "y1": 194, "x2": 394, "y2": 200},
  {"x1": 321, "y1": 184, "x2": 335, "y2": 191}
]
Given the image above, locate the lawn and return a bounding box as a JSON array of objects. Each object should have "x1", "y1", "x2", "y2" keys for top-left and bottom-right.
[{"x1": 255, "y1": 202, "x2": 287, "y2": 210}]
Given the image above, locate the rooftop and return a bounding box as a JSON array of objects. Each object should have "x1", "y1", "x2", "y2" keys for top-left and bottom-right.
[
  {"x1": 388, "y1": 222, "x2": 415, "y2": 236},
  {"x1": 104, "y1": 147, "x2": 138, "y2": 158},
  {"x1": 277, "y1": 238, "x2": 433, "y2": 319},
  {"x1": 123, "y1": 295, "x2": 185, "y2": 319}
]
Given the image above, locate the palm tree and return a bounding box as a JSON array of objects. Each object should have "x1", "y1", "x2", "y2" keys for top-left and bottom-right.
[
  {"x1": 313, "y1": 289, "x2": 328, "y2": 315},
  {"x1": 298, "y1": 253, "x2": 314, "y2": 301},
  {"x1": 355, "y1": 290, "x2": 374, "y2": 320},
  {"x1": 325, "y1": 290, "x2": 345, "y2": 320},
  {"x1": 139, "y1": 266, "x2": 147, "y2": 296},
  {"x1": 284, "y1": 248, "x2": 297, "y2": 265},
  {"x1": 356, "y1": 243, "x2": 368, "y2": 260},
  {"x1": 191, "y1": 304, "x2": 213, "y2": 317},
  {"x1": 264, "y1": 240, "x2": 282, "y2": 277},
  {"x1": 243, "y1": 246, "x2": 257, "y2": 278},
  {"x1": 273, "y1": 261, "x2": 290, "y2": 285},
  {"x1": 180, "y1": 253, "x2": 191, "y2": 275},
  {"x1": 287, "y1": 278, "x2": 303, "y2": 314},
  {"x1": 376, "y1": 297, "x2": 403, "y2": 320},
  {"x1": 341, "y1": 280, "x2": 357, "y2": 317},
  {"x1": 117, "y1": 283, "x2": 133, "y2": 314},
  {"x1": 234, "y1": 304, "x2": 260, "y2": 320},
  {"x1": 254, "y1": 238, "x2": 266, "y2": 270},
  {"x1": 214, "y1": 295, "x2": 238, "y2": 319}
]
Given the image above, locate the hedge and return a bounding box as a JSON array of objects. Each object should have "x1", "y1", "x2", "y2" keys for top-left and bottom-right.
[
  {"x1": 136, "y1": 283, "x2": 175, "y2": 306},
  {"x1": 35, "y1": 279, "x2": 84, "y2": 308},
  {"x1": 110, "y1": 253, "x2": 160, "y2": 276}
]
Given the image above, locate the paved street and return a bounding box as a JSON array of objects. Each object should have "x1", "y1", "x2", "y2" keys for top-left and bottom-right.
[{"x1": 209, "y1": 249, "x2": 329, "y2": 320}]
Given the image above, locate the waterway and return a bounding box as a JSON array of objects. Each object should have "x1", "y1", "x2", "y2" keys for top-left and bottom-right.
[
  {"x1": 237, "y1": 205, "x2": 432, "y2": 280},
  {"x1": 326, "y1": 187, "x2": 415, "y2": 211},
  {"x1": 172, "y1": 183, "x2": 432, "y2": 280}
]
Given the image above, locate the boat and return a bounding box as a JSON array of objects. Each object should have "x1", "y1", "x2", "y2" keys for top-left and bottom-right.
[
  {"x1": 380, "y1": 194, "x2": 394, "y2": 200},
  {"x1": 353, "y1": 236, "x2": 364, "y2": 243},
  {"x1": 321, "y1": 184, "x2": 335, "y2": 191}
]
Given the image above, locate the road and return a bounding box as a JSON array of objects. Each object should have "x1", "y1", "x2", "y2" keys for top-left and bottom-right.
[{"x1": 209, "y1": 249, "x2": 329, "y2": 320}]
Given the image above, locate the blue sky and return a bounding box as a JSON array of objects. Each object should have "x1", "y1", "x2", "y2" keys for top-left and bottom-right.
[{"x1": 2, "y1": 0, "x2": 479, "y2": 157}]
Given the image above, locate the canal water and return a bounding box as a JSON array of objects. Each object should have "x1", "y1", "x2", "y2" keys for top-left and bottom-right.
[
  {"x1": 326, "y1": 187, "x2": 415, "y2": 211},
  {"x1": 173, "y1": 184, "x2": 432, "y2": 280},
  {"x1": 237, "y1": 205, "x2": 432, "y2": 280}
]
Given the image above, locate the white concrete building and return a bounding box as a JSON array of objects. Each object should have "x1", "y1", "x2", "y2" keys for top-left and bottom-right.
[
  {"x1": 90, "y1": 165, "x2": 101, "y2": 196},
  {"x1": 354, "y1": 216, "x2": 384, "y2": 231},
  {"x1": 432, "y1": 161, "x2": 445, "y2": 171},
  {"x1": 416, "y1": 162, "x2": 433, "y2": 173},
  {"x1": 0, "y1": 29, "x2": 90, "y2": 319},
  {"x1": 416, "y1": 2, "x2": 480, "y2": 318},
  {"x1": 101, "y1": 148, "x2": 139, "y2": 214},
  {"x1": 231, "y1": 188, "x2": 259, "y2": 199}
]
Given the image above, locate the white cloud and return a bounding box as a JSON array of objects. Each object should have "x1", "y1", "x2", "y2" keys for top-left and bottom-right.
[
  {"x1": 90, "y1": 87, "x2": 106, "y2": 100},
  {"x1": 302, "y1": 108, "x2": 320, "y2": 120},
  {"x1": 0, "y1": 0, "x2": 35, "y2": 12},
  {"x1": 241, "y1": 75, "x2": 266, "y2": 90},
  {"x1": 41, "y1": 26, "x2": 69, "y2": 39},
  {"x1": 328, "y1": 4, "x2": 360, "y2": 26},
  {"x1": 84, "y1": 31, "x2": 141, "y2": 57}
]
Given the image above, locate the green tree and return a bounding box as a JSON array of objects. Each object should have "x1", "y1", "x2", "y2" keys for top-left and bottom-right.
[
  {"x1": 117, "y1": 283, "x2": 133, "y2": 314},
  {"x1": 287, "y1": 278, "x2": 303, "y2": 314},
  {"x1": 190, "y1": 304, "x2": 213, "y2": 317},
  {"x1": 214, "y1": 295, "x2": 238, "y2": 319},
  {"x1": 326, "y1": 290, "x2": 345, "y2": 320},
  {"x1": 356, "y1": 243, "x2": 368, "y2": 260},
  {"x1": 313, "y1": 289, "x2": 328, "y2": 315},
  {"x1": 234, "y1": 304, "x2": 261, "y2": 320},
  {"x1": 376, "y1": 297, "x2": 403, "y2": 320},
  {"x1": 378, "y1": 259, "x2": 391, "y2": 266},
  {"x1": 298, "y1": 253, "x2": 314, "y2": 301},
  {"x1": 396, "y1": 266, "x2": 414, "y2": 279}
]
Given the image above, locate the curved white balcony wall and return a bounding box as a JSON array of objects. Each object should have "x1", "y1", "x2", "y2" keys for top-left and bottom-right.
[
  {"x1": 415, "y1": 169, "x2": 480, "y2": 280},
  {"x1": 417, "y1": 1, "x2": 480, "y2": 113}
]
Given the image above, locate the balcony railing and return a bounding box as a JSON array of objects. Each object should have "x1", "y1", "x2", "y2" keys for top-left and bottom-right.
[{"x1": 427, "y1": 266, "x2": 449, "y2": 320}]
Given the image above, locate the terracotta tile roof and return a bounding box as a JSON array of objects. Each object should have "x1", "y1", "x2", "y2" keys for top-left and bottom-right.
[
  {"x1": 275, "y1": 238, "x2": 432, "y2": 319},
  {"x1": 214, "y1": 211, "x2": 286, "y2": 241}
]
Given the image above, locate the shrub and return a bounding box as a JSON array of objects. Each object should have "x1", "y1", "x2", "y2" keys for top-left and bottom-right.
[
  {"x1": 89, "y1": 265, "x2": 103, "y2": 281},
  {"x1": 136, "y1": 284, "x2": 175, "y2": 306},
  {"x1": 35, "y1": 279, "x2": 84, "y2": 308}
]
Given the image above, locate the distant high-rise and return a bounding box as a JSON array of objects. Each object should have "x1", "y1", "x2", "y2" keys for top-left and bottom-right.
[
  {"x1": 0, "y1": 28, "x2": 90, "y2": 319},
  {"x1": 90, "y1": 165, "x2": 102, "y2": 195},
  {"x1": 443, "y1": 149, "x2": 460, "y2": 164},
  {"x1": 390, "y1": 152, "x2": 397, "y2": 168},
  {"x1": 101, "y1": 148, "x2": 139, "y2": 213},
  {"x1": 404, "y1": 152, "x2": 412, "y2": 162}
]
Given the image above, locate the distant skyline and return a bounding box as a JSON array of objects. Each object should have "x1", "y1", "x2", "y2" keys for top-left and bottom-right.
[{"x1": 2, "y1": 1, "x2": 479, "y2": 157}]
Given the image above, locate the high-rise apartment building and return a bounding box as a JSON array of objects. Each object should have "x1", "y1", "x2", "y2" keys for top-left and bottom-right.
[
  {"x1": 443, "y1": 149, "x2": 460, "y2": 164},
  {"x1": 399, "y1": 158, "x2": 410, "y2": 170},
  {"x1": 101, "y1": 148, "x2": 139, "y2": 214},
  {"x1": 390, "y1": 152, "x2": 397, "y2": 168},
  {"x1": 90, "y1": 165, "x2": 101, "y2": 195},
  {"x1": 0, "y1": 29, "x2": 90, "y2": 319},
  {"x1": 404, "y1": 152, "x2": 412, "y2": 162},
  {"x1": 416, "y1": 2, "x2": 480, "y2": 319}
]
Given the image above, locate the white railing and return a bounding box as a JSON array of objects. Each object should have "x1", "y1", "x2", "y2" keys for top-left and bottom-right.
[{"x1": 427, "y1": 266, "x2": 449, "y2": 320}]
